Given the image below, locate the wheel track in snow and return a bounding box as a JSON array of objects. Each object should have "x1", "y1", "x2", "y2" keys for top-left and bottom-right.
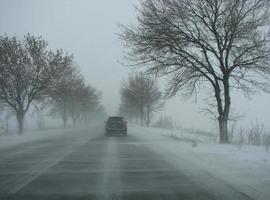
[
  {"x1": 0, "y1": 131, "x2": 93, "y2": 194},
  {"x1": 97, "y1": 137, "x2": 123, "y2": 200}
]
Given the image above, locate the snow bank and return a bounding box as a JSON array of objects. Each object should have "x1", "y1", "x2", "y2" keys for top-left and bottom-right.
[
  {"x1": 133, "y1": 125, "x2": 270, "y2": 200},
  {"x1": 136, "y1": 125, "x2": 216, "y2": 143},
  {"x1": 0, "y1": 127, "x2": 86, "y2": 150}
]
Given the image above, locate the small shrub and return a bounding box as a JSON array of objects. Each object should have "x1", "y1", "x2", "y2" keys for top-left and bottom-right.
[
  {"x1": 248, "y1": 121, "x2": 264, "y2": 146},
  {"x1": 263, "y1": 135, "x2": 270, "y2": 153},
  {"x1": 234, "y1": 128, "x2": 245, "y2": 150}
]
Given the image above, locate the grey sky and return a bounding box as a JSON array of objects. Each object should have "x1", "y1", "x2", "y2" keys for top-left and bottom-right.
[{"x1": 1, "y1": 0, "x2": 270, "y2": 132}]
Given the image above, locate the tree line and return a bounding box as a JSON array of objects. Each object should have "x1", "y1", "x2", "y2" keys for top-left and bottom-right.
[
  {"x1": 47, "y1": 63, "x2": 104, "y2": 127},
  {"x1": 0, "y1": 34, "x2": 103, "y2": 134}
]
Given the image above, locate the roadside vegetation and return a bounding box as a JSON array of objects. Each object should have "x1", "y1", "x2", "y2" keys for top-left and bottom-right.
[
  {"x1": 228, "y1": 121, "x2": 270, "y2": 152},
  {"x1": 46, "y1": 63, "x2": 104, "y2": 127},
  {"x1": 120, "y1": 0, "x2": 270, "y2": 143},
  {"x1": 149, "y1": 117, "x2": 270, "y2": 152},
  {"x1": 0, "y1": 34, "x2": 104, "y2": 134},
  {"x1": 118, "y1": 72, "x2": 164, "y2": 127}
]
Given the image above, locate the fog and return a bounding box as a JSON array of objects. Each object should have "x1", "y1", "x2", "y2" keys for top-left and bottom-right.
[{"x1": 1, "y1": 0, "x2": 270, "y2": 132}]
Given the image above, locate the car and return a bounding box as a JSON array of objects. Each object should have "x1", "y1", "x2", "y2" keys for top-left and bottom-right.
[{"x1": 105, "y1": 116, "x2": 127, "y2": 136}]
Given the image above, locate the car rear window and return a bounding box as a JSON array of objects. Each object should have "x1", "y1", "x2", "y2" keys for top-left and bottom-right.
[{"x1": 108, "y1": 117, "x2": 124, "y2": 121}]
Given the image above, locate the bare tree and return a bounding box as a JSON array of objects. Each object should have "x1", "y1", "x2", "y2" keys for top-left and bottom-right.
[
  {"x1": 119, "y1": 72, "x2": 164, "y2": 126},
  {"x1": 69, "y1": 83, "x2": 101, "y2": 126},
  {"x1": 120, "y1": 0, "x2": 270, "y2": 143},
  {"x1": 0, "y1": 34, "x2": 72, "y2": 134},
  {"x1": 48, "y1": 64, "x2": 101, "y2": 126},
  {"x1": 48, "y1": 65, "x2": 80, "y2": 126},
  {"x1": 119, "y1": 83, "x2": 141, "y2": 124},
  {"x1": 119, "y1": 102, "x2": 140, "y2": 124}
]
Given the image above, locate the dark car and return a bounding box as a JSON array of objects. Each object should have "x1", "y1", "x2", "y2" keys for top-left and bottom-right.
[{"x1": 105, "y1": 116, "x2": 127, "y2": 136}]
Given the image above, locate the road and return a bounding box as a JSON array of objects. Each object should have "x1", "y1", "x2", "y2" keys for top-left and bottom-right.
[{"x1": 0, "y1": 125, "x2": 254, "y2": 200}]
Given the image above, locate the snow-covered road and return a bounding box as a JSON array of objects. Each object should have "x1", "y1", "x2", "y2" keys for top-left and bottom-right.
[{"x1": 0, "y1": 124, "x2": 268, "y2": 199}]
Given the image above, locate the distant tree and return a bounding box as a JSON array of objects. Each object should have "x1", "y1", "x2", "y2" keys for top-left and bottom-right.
[
  {"x1": 48, "y1": 64, "x2": 101, "y2": 126},
  {"x1": 65, "y1": 72, "x2": 85, "y2": 126},
  {"x1": 120, "y1": 0, "x2": 270, "y2": 143},
  {"x1": 48, "y1": 64, "x2": 79, "y2": 126},
  {"x1": 69, "y1": 84, "x2": 101, "y2": 126},
  {"x1": 119, "y1": 84, "x2": 141, "y2": 124},
  {"x1": 118, "y1": 102, "x2": 140, "y2": 124},
  {"x1": 92, "y1": 105, "x2": 107, "y2": 122},
  {"x1": 0, "y1": 34, "x2": 72, "y2": 134},
  {"x1": 119, "y1": 72, "x2": 164, "y2": 126}
]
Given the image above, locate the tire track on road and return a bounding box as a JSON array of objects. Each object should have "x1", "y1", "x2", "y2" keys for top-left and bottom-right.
[
  {"x1": 97, "y1": 137, "x2": 123, "y2": 200},
  {"x1": 0, "y1": 133, "x2": 93, "y2": 194}
]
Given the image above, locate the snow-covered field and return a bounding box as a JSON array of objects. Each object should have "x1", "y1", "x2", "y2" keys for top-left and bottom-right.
[{"x1": 133, "y1": 125, "x2": 270, "y2": 200}]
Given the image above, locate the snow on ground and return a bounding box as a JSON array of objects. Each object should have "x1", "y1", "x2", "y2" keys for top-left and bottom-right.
[
  {"x1": 0, "y1": 129, "x2": 62, "y2": 150},
  {"x1": 1, "y1": 124, "x2": 269, "y2": 199},
  {"x1": 139, "y1": 125, "x2": 217, "y2": 143},
  {"x1": 133, "y1": 125, "x2": 270, "y2": 200},
  {"x1": 0, "y1": 127, "x2": 89, "y2": 150}
]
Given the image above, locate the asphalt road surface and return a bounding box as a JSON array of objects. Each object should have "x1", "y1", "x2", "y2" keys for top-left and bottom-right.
[{"x1": 0, "y1": 125, "x2": 253, "y2": 200}]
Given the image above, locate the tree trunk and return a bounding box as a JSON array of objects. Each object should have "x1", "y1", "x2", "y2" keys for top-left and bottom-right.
[
  {"x1": 72, "y1": 117, "x2": 77, "y2": 127},
  {"x1": 135, "y1": 115, "x2": 139, "y2": 125},
  {"x1": 218, "y1": 116, "x2": 229, "y2": 143},
  {"x1": 214, "y1": 76, "x2": 231, "y2": 144},
  {"x1": 139, "y1": 106, "x2": 144, "y2": 126},
  {"x1": 63, "y1": 116, "x2": 67, "y2": 127},
  {"x1": 17, "y1": 112, "x2": 25, "y2": 135},
  {"x1": 220, "y1": 76, "x2": 231, "y2": 144},
  {"x1": 5, "y1": 119, "x2": 9, "y2": 133},
  {"x1": 140, "y1": 116, "x2": 144, "y2": 126},
  {"x1": 214, "y1": 77, "x2": 230, "y2": 144},
  {"x1": 144, "y1": 106, "x2": 151, "y2": 127}
]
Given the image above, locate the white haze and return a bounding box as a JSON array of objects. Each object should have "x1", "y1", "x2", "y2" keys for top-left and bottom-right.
[{"x1": 0, "y1": 0, "x2": 270, "y2": 132}]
